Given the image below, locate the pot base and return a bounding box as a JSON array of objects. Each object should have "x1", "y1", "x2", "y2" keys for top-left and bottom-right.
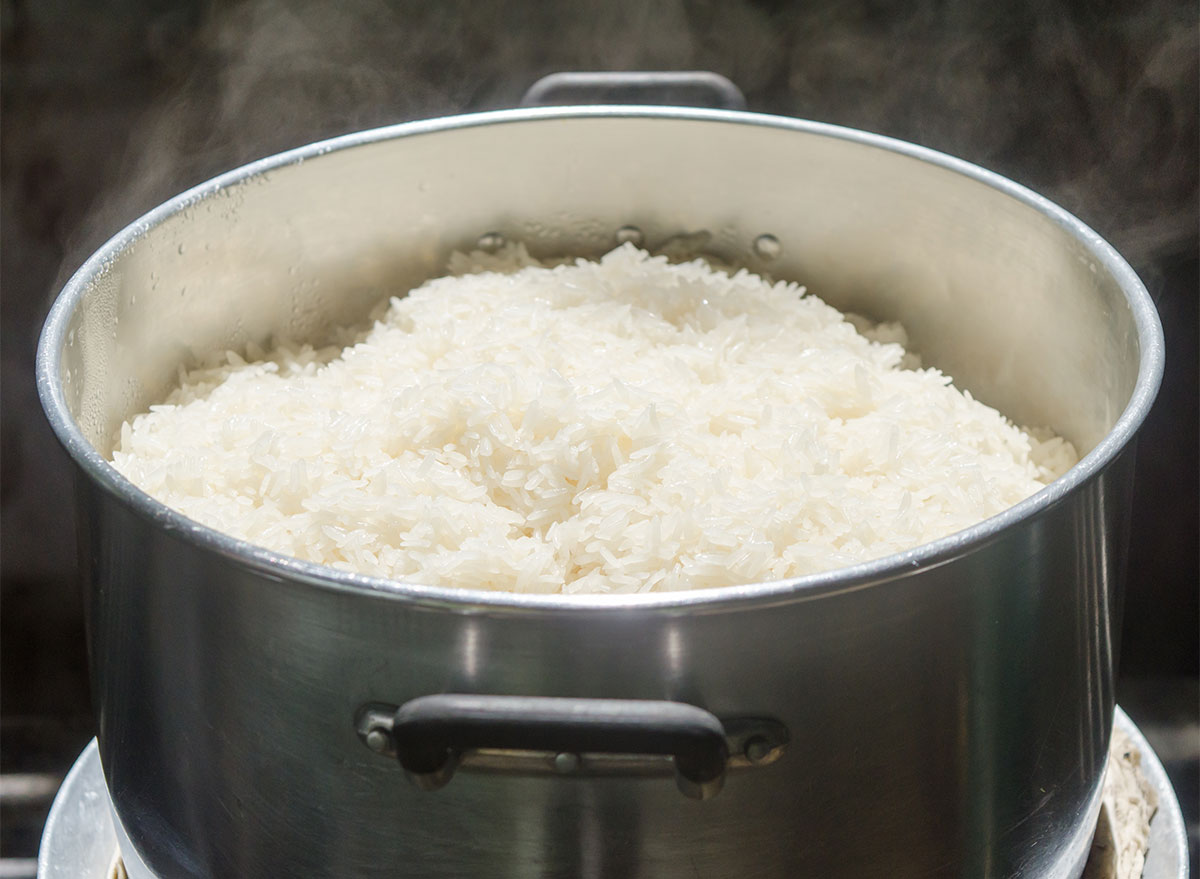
[{"x1": 38, "y1": 709, "x2": 1187, "y2": 879}]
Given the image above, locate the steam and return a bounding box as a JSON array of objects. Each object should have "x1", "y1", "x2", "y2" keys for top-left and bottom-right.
[
  {"x1": 68, "y1": 0, "x2": 1196, "y2": 279},
  {"x1": 779, "y1": 0, "x2": 1197, "y2": 267}
]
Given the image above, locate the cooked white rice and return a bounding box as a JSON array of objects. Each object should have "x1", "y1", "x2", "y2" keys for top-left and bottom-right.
[{"x1": 112, "y1": 244, "x2": 1077, "y2": 594}]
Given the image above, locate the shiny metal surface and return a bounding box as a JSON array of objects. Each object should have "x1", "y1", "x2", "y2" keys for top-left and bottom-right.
[
  {"x1": 521, "y1": 71, "x2": 748, "y2": 110},
  {"x1": 37, "y1": 108, "x2": 1164, "y2": 878},
  {"x1": 37, "y1": 740, "x2": 119, "y2": 879}
]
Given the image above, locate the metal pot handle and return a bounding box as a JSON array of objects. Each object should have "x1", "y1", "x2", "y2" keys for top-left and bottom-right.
[
  {"x1": 356, "y1": 695, "x2": 787, "y2": 800},
  {"x1": 520, "y1": 71, "x2": 747, "y2": 110}
]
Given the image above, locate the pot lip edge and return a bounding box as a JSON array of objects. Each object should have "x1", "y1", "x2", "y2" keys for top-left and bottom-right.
[{"x1": 36, "y1": 105, "x2": 1165, "y2": 614}]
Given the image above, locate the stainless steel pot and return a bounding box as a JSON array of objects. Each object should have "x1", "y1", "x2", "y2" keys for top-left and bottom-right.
[{"x1": 37, "y1": 105, "x2": 1163, "y2": 878}]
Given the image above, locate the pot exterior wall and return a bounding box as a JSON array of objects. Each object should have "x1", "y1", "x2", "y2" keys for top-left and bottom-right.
[
  {"x1": 83, "y1": 447, "x2": 1132, "y2": 878},
  {"x1": 41, "y1": 109, "x2": 1161, "y2": 879}
]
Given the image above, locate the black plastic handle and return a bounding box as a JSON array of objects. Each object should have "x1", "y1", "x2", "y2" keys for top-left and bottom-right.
[
  {"x1": 520, "y1": 71, "x2": 747, "y2": 111},
  {"x1": 392, "y1": 694, "x2": 729, "y2": 799}
]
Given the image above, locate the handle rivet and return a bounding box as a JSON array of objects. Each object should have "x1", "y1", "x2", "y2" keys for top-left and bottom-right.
[
  {"x1": 744, "y1": 736, "x2": 772, "y2": 764},
  {"x1": 365, "y1": 727, "x2": 392, "y2": 754},
  {"x1": 553, "y1": 752, "x2": 581, "y2": 774}
]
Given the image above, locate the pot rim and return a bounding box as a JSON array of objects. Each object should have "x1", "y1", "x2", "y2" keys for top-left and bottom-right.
[{"x1": 36, "y1": 105, "x2": 1166, "y2": 613}]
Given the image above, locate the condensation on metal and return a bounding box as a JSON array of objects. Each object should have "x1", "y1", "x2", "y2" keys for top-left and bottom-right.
[
  {"x1": 476, "y1": 232, "x2": 506, "y2": 253},
  {"x1": 615, "y1": 225, "x2": 644, "y2": 246},
  {"x1": 752, "y1": 234, "x2": 782, "y2": 260}
]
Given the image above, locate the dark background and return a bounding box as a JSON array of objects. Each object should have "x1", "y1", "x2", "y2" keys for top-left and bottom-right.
[{"x1": 2, "y1": 0, "x2": 1196, "y2": 873}]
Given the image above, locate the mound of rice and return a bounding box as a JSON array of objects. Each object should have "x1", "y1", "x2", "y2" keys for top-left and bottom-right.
[{"x1": 112, "y1": 244, "x2": 1077, "y2": 594}]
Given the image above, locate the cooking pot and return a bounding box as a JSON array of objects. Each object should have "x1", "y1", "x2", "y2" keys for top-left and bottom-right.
[{"x1": 37, "y1": 91, "x2": 1163, "y2": 878}]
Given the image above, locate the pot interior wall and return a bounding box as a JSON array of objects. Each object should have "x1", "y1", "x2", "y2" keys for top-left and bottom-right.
[{"x1": 56, "y1": 114, "x2": 1143, "y2": 459}]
